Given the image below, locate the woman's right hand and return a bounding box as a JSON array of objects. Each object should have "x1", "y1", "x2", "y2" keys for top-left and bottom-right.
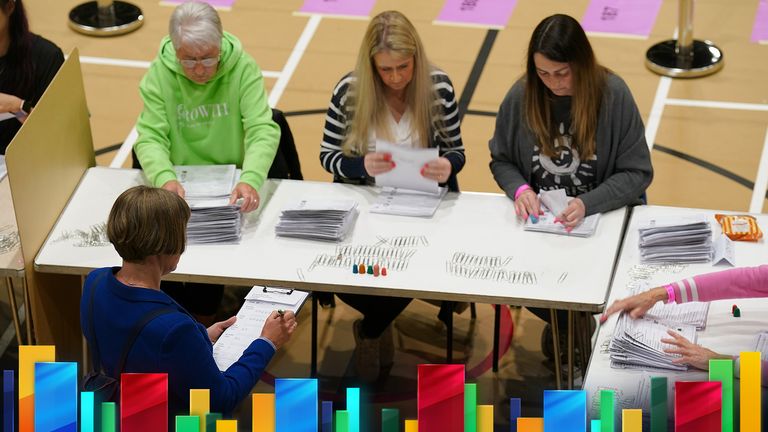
[
  {"x1": 260, "y1": 310, "x2": 297, "y2": 350},
  {"x1": 364, "y1": 152, "x2": 395, "y2": 176},
  {"x1": 0, "y1": 92, "x2": 23, "y2": 114},
  {"x1": 162, "y1": 180, "x2": 186, "y2": 199},
  {"x1": 514, "y1": 189, "x2": 541, "y2": 220},
  {"x1": 600, "y1": 287, "x2": 669, "y2": 323}
]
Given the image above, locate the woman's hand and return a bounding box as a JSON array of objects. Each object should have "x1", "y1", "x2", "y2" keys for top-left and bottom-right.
[
  {"x1": 260, "y1": 310, "x2": 298, "y2": 350},
  {"x1": 162, "y1": 180, "x2": 186, "y2": 199},
  {"x1": 0, "y1": 93, "x2": 23, "y2": 114},
  {"x1": 207, "y1": 316, "x2": 237, "y2": 344},
  {"x1": 514, "y1": 189, "x2": 541, "y2": 221},
  {"x1": 421, "y1": 157, "x2": 452, "y2": 183},
  {"x1": 600, "y1": 287, "x2": 668, "y2": 323},
  {"x1": 558, "y1": 198, "x2": 586, "y2": 229},
  {"x1": 364, "y1": 152, "x2": 396, "y2": 176},
  {"x1": 229, "y1": 182, "x2": 260, "y2": 213},
  {"x1": 662, "y1": 330, "x2": 730, "y2": 370}
]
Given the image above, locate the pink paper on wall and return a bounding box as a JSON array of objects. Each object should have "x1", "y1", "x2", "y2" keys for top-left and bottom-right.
[
  {"x1": 581, "y1": 0, "x2": 663, "y2": 37},
  {"x1": 162, "y1": 0, "x2": 236, "y2": 9},
  {"x1": 298, "y1": 0, "x2": 376, "y2": 18},
  {"x1": 434, "y1": 0, "x2": 518, "y2": 29},
  {"x1": 752, "y1": 0, "x2": 768, "y2": 42}
]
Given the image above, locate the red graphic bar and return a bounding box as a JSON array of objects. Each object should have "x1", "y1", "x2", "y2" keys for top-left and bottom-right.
[
  {"x1": 121, "y1": 373, "x2": 168, "y2": 432},
  {"x1": 674, "y1": 381, "x2": 722, "y2": 432},
  {"x1": 417, "y1": 364, "x2": 465, "y2": 432}
]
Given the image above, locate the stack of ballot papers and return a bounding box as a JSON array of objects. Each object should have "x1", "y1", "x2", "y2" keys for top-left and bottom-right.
[
  {"x1": 638, "y1": 217, "x2": 713, "y2": 263},
  {"x1": 275, "y1": 199, "x2": 358, "y2": 241},
  {"x1": 609, "y1": 313, "x2": 698, "y2": 371},
  {"x1": 523, "y1": 189, "x2": 600, "y2": 237},
  {"x1": 631, "y1": 283, "x2": 709, "y2": 329},
  {"x1": 213, "y1": 286, "x2": 308, "y2": 371},
  {"x1": 175, "y1": 165, "x2": 242, "y2": 244},
  {"x1": 369, "y1": 187, "x2": 448, "y2": 217}
]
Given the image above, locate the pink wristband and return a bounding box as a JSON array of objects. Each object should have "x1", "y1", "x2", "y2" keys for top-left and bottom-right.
[
  {"x1": 664, "y1": 284, "x2": 676, "y2": 304},
  {"x1": 514, "y1": 184, "x2": 532, "y2": 200}
]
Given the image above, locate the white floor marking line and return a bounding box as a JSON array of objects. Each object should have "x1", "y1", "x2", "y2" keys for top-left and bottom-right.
[
  {"x1": 749, "y1": 127, "x2": 768, "y2": 213},
  {"x1": 268, "y1": 14, "x2": 322, "y2": 108},
  {"x1": 665, "y1": 98, "x2": 768, "y2": 112},
  {"x1": 110, "y1": 126, "x2": 138, "y2": 168},
  {"x1": 645, "y1": 77, "x2": 672, "y2": 150}
]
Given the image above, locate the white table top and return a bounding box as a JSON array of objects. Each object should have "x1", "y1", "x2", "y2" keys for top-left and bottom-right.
[
  {"x1": 35, "y1": 167, "x2": 629, "y2": 310},
  {"x1": 0, "y1": 178, "x2": 24, "y2": 277},
  {"x1": 583, "y1": 205, "x2": 768, "y2": 421}
]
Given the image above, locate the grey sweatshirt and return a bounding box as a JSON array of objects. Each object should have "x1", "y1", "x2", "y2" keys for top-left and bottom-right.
[{"x1": 489, "y1": 73, "x2": 653, "y2": 216}]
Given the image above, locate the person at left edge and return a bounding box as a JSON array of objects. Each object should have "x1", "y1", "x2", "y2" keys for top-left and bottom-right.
[
  {"x1": 133, "y1": 0, "x2": 279, "y2": 213},
  {"x1": 0, "y1": 0, "x2": 64, "y2": 154}
]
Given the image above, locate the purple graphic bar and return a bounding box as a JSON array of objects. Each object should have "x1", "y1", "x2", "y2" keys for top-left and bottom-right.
[
  {"x1": 752, "y1": 0, "x2": 768, "y2": 42},
  {"x1": 435, "y1": 0, "x2": 518, "y2": 29},
  {"x1": 581, "y1": 0, "x2": 663, "y2": 37},
  {"x1": 298, "y1": 0, "x2": 376, "y2": 18}
]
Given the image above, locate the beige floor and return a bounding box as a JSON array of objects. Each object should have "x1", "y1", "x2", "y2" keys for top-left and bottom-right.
[{"x1": 5, "y1": 0, "x2": 768, "y2": 428}]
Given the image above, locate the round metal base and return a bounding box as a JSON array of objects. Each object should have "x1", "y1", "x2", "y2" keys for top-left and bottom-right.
[
  {"x1": 68, "y1": 1, "x2": 144, "y2": 37},
  {"x1": 645, "y1": 39, "x2": 724, "y2": 78}
]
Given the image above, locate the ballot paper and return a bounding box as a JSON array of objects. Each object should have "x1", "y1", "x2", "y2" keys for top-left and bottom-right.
[
  {"x1": 175, "y1": 165, "x2": 237, "y2": 198},
  {"x1": 523, "y1": 189, "x2": 600, "y2": 237},
  {"x1": 753, "y1": 332, "x2": 768, "y2": 360},
  {"x1": 638, "y1": 217, "x2": 713, "y2": 264},
  {"x1": 609, "y1": 313, "x2": 698, "y2": 371},
  {"x1": 275, "y1": 199, "x2": 358, "y2": 242},
  {"x1": 630, "y1": 283, "x2": 710, "y2": 330},
  {"x1": 369, "y1": 187, "x2": 448, "y2": 217},
  {"x1": 374, "y1": 140, "x2": 439, "y2": 194},
  {"x1": 213, "y1": 286, "x2": 309, "y2": 371}
]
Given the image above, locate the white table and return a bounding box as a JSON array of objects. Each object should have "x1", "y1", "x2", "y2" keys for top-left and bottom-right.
[
  {"x1": 35, "y1": 167, "x2": 630, "y2": 386},
  {"x1": 583, "y1": 205, "x2": 768, "y2": 428}
]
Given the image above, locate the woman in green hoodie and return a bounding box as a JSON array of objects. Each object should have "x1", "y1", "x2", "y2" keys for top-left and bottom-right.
[{"x1": 134, "y1": 1, "x2": 279, "y2": 214}]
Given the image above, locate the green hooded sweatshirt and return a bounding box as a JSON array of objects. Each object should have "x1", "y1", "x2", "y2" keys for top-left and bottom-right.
[{"x1": 134, "y1": 32, "x2": 280, "y2": 191}]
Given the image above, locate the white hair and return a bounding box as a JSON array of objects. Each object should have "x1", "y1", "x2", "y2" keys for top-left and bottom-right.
[{"x1": 169, "y1": 1, "x2": 223, "y2": 51}]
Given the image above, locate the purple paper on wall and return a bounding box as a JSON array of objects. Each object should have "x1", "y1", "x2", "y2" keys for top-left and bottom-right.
[
  {"x1": 298, "y1": 0, "x2": 376, "y2": 17},
  {"x1": 162, "y1": 0, "x2": 236, "y2": 8},
  {"x1": 435, "y1": 0, "x2": 518, "y2": 29},
  {"x1": 581, "y1": 0, "x2": 663, "y2": 37},
  {"x1": 752, "y1": 0, "x2": 768, "y2": 42}
]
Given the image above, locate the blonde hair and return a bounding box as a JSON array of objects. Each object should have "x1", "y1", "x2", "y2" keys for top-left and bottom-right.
[
  {"x1": 342, "y1": 10, "x2": 442, "y2": 155},
  {"x1": 107, "y1": 186, "x2": 191, "y2": 263}
]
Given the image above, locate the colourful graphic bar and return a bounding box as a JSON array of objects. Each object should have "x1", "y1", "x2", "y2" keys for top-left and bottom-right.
[
  {"x1": 650, "y1": 377, "x2": 667, "y2": 432},
  {"x1": 543, "y1": 390, "x2": 586, "y2": 432},
  {"x1": 517, "y1": 417, "x2": 543, "y2": 432},
  {"x1": 102, "y1": 402, "x2": 116, "y2": 432},
  {"x1": 175, "y1": 416, "x2": 200, "y2": 432},
  {"x1": 275, "y1": 378, "x2": 318, "y2": 432},
  {"x1": 19, "y1": 345, "x2": 55, "y2": 432},
  {"x1": 675, "y1": 381, "x2": 721, "y2": 432},
  {"x1": 709, "y1": 359, "x2": 734, "y2": 432},
  {"x1": 590, "y1": 420, "x2": 601, "y2": 432},
  {"x1": 509, "y1": 397, "x2": 521, "y2": 432},
  {"x1": 404, "y1": 419, "x2": 417, "y2": 432},
  {"x1": 347, "y1": 388, "x2": 360, "y2": 432},
  {"x1": 34, "y1": 362, "x2": 77, "y2": 432},
  {"x1": 216, "y1": 420, "x2": 237, "y2": 432},
  {"x1": 599, "y1": 389, "x2": 614, "y2": 432},
  {"x1": 81, "y1": 392, "x2": 94, "y2": 432},
  {"x1": 739, "y1": 352, "x2": 761, "y2": 432},
  {"x1": 434, "y1": 0, "x2": 518, "y2": 29},
  {"x1": 4, "y1": 370, "x2": 14, "y2": 432},
  {"x1": 381, "y1": 408, "x2": 398, "y2": 432},
  {"x1": 417, "y1": 364, "x2": 465, "y2": 431},
  {"x1": 205, "y1": 413, "x2": 222, "y2": 431},
  {"x1": 465, "y1": 383, "x2": 477, "y2": 432},
  {"x1": 190, "y1": 389, "x2": 209, "y2": 432},
  {"x1": 336, "y1": 410, "x2": 348, "y2": 432},
  {"x1": 120, "y1": 373, "x2": 168, "y2": 432},
  {"x1": 322, "y1": 401, "x2": 333, "y2": 432},
  {"x1": 252, "y1": 393, "x2": 275, "y2": 432},
  {"x1": 621, "y1": 409, "x2": 641, "y2": 432},
  {"x1": 477, "y1": 405, "x2": 493, "y2": 432}
]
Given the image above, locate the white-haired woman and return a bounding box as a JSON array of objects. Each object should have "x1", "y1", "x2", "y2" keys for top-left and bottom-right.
[
  {"x1": 133, "y1": 1, "x2": 280, "y2": 324},
  {"x1": 319, "y1": 10, "x2": 465, "y2": 382}
]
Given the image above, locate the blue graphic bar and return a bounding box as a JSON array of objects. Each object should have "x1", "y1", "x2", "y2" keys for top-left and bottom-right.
[
  {"x1": 322, "y1": 401, "x2": 333, "y2": 432},
  {"x1": 81, "y1": 392, "x2": 95, "y2": 432},
  {"x1": 3, "y1": 370, "x2": 14, "y2": 432},
  {"x1": 347, "y1": 388, "x2": 360, "y2": 432},
  {"x1": 543, "y1": 390, "x2": 586, "y2": 432},
  {"x1": 34, "y1": 362, "x2": 78, "y2": 432},
  {"x1": 275, "y1": 378, "x2": 318, "y2": 432},
  {"x1": 510, "y1": 397, "x2": 521, "y2": 432}
]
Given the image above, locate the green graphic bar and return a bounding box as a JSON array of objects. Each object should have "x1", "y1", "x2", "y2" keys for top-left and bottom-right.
[
  {"x1": 382, "y1": 408, "x2": 399, "y2": 432},
  {"x1": 176, "y1": 415, "x2": 200, "y2": 432},
  {"x1": 205, "y1": 413, "x2": 222, "y2": 432},
  {"x1": 709, "y1": 359, "x2": 733, "y2": 432},
  {"x1": 600, "y1": 390, "x2": 614, "y2": 432},
  {"x1": 465, "y1": 383, "x2": 477, "y2": 432},
  {"x1": 101, "y1": 402, "x2": 116, "y2": 432},
  {"x1": 650, "y1": 377, "x2": 668, "y2": 432},
  {"x1": 336, "y1": 410, "x2": 349, "y2": 432}
]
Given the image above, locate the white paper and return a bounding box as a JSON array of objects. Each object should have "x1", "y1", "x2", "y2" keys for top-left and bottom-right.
[
  {"x1": 374, "y1": 140, "x2": 439, "y2": 194},
  {"x1": 0, "y1": 113, "x2": 15, "y2": 121},
  {"x1": 539, "y1": 189, "x2": 569, "y2": 216},
  {"x1": 213, "y1": 287, "x2": 309, "y2": 371},
  {"x1": 752, "y1": 332, "x2": 768, "y2": 360},
  {"x1": 610, "y1": 313, "x2": 698, "y2": 371},
  {"x1": 524, "y1": 210, "x2": 600, "y2": 237},
  {"x1": 712, "y1": 234, "x2": 736, "y2": 267},
  {"x1": 174, "y1": 164, "x2": 237, "y2": 198},
  {"x1": 369, "y1": 187, "x2": 447, "y2": 218}
]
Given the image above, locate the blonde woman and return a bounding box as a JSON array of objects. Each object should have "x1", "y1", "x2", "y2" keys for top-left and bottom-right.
[{"x1": 319, "y1": 10, "x2": 465, "y2": 382}]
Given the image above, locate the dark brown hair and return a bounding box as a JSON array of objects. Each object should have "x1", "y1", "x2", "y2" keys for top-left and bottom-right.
[{"x1": 0, "y1": 0, "x2": 34, "y2": 98}]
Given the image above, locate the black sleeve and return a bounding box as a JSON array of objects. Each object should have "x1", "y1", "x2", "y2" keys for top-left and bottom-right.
[{"x1": 30, "y1": 35, "x2": 65, "y2": 105}]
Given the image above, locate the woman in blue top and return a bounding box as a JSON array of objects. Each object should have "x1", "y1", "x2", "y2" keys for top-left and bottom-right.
[{"x1": 80, "y1": 186, "x2": 297, "y2": 425}]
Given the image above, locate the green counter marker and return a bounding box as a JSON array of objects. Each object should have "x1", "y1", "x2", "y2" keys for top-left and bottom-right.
[
  {"x1": 176, "y1": 415, "x2": 201, "y2": 432},
  {"x1": 465, "y1": 383, "x2": 477, "y2": 432},
  {"x1": 650, "y1": 377, "x2": 668, "y2": 432},
  {"x1": 336, "y1": 410, "x2": 349, "y2": 432},
  {"x1": 205, "y1": 413, "x2": 222, "y2": 431},
  {"x1": 101, "y1": 402, "x2": 116, "y2": 432},
  {"x1": 381, "y1": 408, "x2": 399, "y2": 432},
  {"x1": 709, "y1": 359, "x2": 734, "y2": 432},
  {"x1": 600, "y1": 389, "x2": 614, "y2": 432}
]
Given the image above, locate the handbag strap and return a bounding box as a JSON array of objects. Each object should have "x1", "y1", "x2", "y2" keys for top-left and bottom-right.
[{"x1": 86, "y1": 271, "x2": 109, "y2": 374}]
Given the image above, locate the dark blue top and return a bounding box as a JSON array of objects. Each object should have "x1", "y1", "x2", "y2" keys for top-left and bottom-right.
[{"x1": 80, "y1": 267, "x2": 275, "y2": 424}]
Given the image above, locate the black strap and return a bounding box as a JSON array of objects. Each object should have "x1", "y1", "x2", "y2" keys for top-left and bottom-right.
[{"x1": 86, "y1": 270, "x2": 176, "y2": 377}]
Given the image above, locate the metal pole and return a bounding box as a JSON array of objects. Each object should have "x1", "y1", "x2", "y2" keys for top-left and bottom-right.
[
  {"x1": 97, "y1": 0, "x2": 116, "y2": 27},
  {"x1": 676, "y1": 0, "x2": 694, "y2": 61}
]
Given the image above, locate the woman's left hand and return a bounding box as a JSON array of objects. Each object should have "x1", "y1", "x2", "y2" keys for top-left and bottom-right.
[
  {"x1": 421, "y1": 157, "x2": 452, "y2": 183},
  {"x1": 229, "y1": 182, "x2": 260, "y2": 213},
  {"x1": 207, "y1": 316, "x2": 237, "y2": 344},
  {"x1": 662, "y1": 330, "x2": 729, "y2": 370},
  {"x1": 558, "y1": 198, "x2": 586, "y2": 228}
]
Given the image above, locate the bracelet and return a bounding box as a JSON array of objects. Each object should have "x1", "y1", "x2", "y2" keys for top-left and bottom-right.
[
  {"x1": 514, "y1": 184, "x2": 532, "y2": 200},
  {"x1": 664, "y1": 284, "x2": 676, "y2": 304}
]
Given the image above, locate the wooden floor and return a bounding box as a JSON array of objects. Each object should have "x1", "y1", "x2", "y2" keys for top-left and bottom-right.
[{"x1": 7, "y1": 0, "x2": 768, "y2": 428}]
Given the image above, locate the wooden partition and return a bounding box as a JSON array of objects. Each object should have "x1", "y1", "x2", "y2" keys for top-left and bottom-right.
[{"x1": 5, "y1": 48, "x2": 95, "y2": 361}]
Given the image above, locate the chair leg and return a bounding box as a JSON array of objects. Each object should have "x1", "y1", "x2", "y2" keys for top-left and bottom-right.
[
  {"x1": 493, "y1": 305, "x2": 500, "y2": 372},
  {"x1": 311, "y1": 294, "x2": 318, "y2": 377},
  {"x1": 445, "y1": 301, "x2": 454, "y2": 363},
  {"x1": 470, "y1": 302, "x2": 477, "y2": 320}
]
